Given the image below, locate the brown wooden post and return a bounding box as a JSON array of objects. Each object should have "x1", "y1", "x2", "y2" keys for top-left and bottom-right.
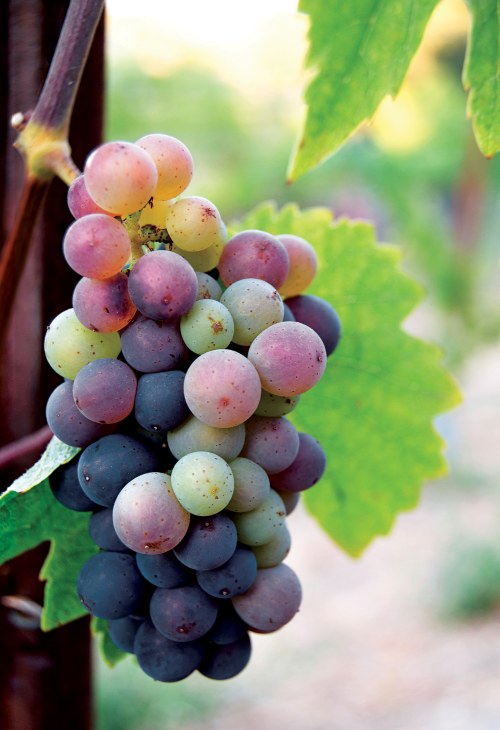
[{"x1": 0, "y1": 2, "x2": 105, "y2": 727}]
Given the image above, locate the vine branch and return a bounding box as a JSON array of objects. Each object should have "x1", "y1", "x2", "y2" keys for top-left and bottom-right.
[{"x1": 0, "y1": 0, "x2": 105, "y2": 350}]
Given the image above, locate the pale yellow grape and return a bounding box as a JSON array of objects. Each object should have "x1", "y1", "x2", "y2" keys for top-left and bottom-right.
[
  {"x1": 165, "y1": 196, "x2": 227, "y2": 252},
  {"x1": 44, "y1": 308, "x2": 121, "y2": 380},
  {"x1": 138, "y1": 199, "x2": 169, "y2": 228},
  {"x1": 136, "y1": 133, "x2": 194, "y2": 200},
  {"x1": 173, "y1": 234, "x2": 225, "y2": 272}
]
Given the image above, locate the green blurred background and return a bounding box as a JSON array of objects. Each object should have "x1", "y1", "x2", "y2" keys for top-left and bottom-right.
[{"x1": 95, "y1": 1, "x2": 500, "y2": 727}]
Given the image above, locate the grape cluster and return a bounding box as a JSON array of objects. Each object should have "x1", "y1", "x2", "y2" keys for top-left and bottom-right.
[{"x1": 46, "y1": 133, "x2": 342, "y2": 682}]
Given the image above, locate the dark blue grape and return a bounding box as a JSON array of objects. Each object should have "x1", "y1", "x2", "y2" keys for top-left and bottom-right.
[
  {"x1": 174, "y1": 513, "x2": 237, "y2": 571},
  {"x1": 134, "y1": 371, "x2": 189, "y2": 433},
  {"x1": 136, "y1": 552, "x2": 193, "y2": 589},
  {"x1": 199, "y1": 633, "x2": 252, "y2": 680},
  {"x1": 77, "y1": 433, "x2": 163, "y2": 507},
  {"x1": 134, "y1": 620, "x2": 204, "y2": 682},
  {"x1": 206, "y1": 602, "x2": 248, "y2": 645},
  {"x1": 49, "y1": 456, "x2": 99, "y2": 512},
  {"x1": 108, "y1": 615, "x2": 144, "y2": 653},
  {"x1": 285, "y1": 294, "x2": 341, "y2": 356},
  {"x1": 77, "y1": 552, "x2": 145, "y2": 620},
  {"x1": 196, "y1": 546, "x2": 257, "y2": 599},
  {"x1": 89, "y1": 508, "x2": 130, "y2": 552},
  {"x1": 150, "y1": 585, "x2": 218, "y2": 642}
]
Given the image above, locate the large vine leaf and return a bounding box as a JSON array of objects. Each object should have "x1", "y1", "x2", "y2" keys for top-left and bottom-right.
[
  {"x1": 0, "y1": 439, "x2": 96, "y2": 630},
  {"x1": 288, "y1": 0, "x2": 440, "y2": 181},
  {"x1": 463, "y1": 0, "x2": 500, "y2": 157},
  {"x1": 233, "y1": 203, "x2": 461, "y2": 556}
]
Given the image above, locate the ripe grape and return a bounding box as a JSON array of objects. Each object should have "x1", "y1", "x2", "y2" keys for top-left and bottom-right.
[
  {"x1": 128, "y1": 250, "x2": 198, "y2": 321},
  {"x1": 165, "y1": 196, "x2": 226, "y2": 252},
  {"x1": 183, "y1": 349, "x2": 261, "y2": 428},
  {"x1": 72, "y1": 273, "x2": 137, "y2": 333},
  {"x1": 196, "y1": 545, "x2": 257, "y2": 599},
  {"x1": 174, "y1": 513, "x2": 238, "y2": 571},
  {"x1": 136, "y1": 133, "x2": 194, "y2": 200},
  {"x1": 232, "y1": 563, "x2": 302, "y2": 633},
  {"x1": 218, "y1": 230, "x2": 290, "y2": 289},
  {"x1": 180, "y1": 299, "x2": 234, "y2": 354},
  {"x1": 199, "y1": 633, "x2": 252, "y2": 680},
  {"x1": 49, "y1": 456, "x2": 99, "y2": 512},
  {"x1": 46, "y1": 381, "x2": 114, "y2": 447},
  {"x1": 108, "y1": 615, "x2": 144, "y2": 653},
  {"x1": 241, "y1": 415, "x2": 300, "y2": 475},
  {"x1": 248, "y1": 321, "x2": 326, "y2": 397},
  {"x1": 220, "y1": 278, "x2": 284, "y2": 346},
  {"x1": 150, "y1": 584, "x2": 218, "y2": 642},
  {"x1": 84, "y1": 140, "x2": 158, "y2": 216},
  {"x1": 134, "y1": 620, "x2": 204, "y2": 682},
  {"x1": 62, "y1": 214, "x2": 131, "y2": 279},
  {"x1": 135, "y1": 552, "x2": 192, "y2": 589},
  {"x1": 120, "y1": 315, "x2": 189, "y2": 373},
  {"x1": 170, "y1": 451, "x2": 234, "y2": 516},
  {"x1": 73, "y1": 358, "x2": 137, "y2": 424},
  {"x1": 284, "y1": 294, "x2": 342, "y2": 356},
  {"x1": 44, "y1": 308, "x2": 121, "y2": 381},
  {"x1": 270, "y1": 432, "x2": 326, "y2": 493},
  {"x1": 77, "y1": 551, "x2": 145, "y2": 620},
  {"x1": 277, "y1": 233, "x2": 318, "y2": 299},
  {"x1": 134, "y1": 370, "x2": 189, "y2": 433},
  {"x1": 67, "y1": 175, "x2": 110, "y2": 219},
  {"x1": 88, "y1": 509, "x2": 130, "y2": 552}
]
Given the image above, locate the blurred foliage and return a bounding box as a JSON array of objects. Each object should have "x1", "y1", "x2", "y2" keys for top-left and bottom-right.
[{"x1": 106, "y1": 44, "x2": 500, "y2": 368}]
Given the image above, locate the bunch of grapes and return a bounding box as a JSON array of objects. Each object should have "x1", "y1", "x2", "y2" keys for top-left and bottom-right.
[{"x1": 45, "y1": 134, "x2": 342, "y2": 682}]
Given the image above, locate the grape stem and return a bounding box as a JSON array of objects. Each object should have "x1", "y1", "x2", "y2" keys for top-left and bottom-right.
[{"x1": 0, "y1": 0, "x2": 105, "y2": 349}]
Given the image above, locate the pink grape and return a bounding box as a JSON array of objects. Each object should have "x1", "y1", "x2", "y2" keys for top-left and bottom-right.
[
  {"x1": 113, "y1": 472, "x2": 190, "y2": 555},
  {"x1": 120, "y1": 315, "x2": 189, "y2": 373},
  {"x1": 218, "y1": 230, "x2": 290, "y2": 289},
  {"x1": 84, "y1": 141, "x2": 158, "y2": 216},
  {"x1": 67, "y1": 175, "x2": 111, "y2": 219},
  {"x1": 73, "y1": 358, "x2": 137, "y2": 424},
  {"x1": 128, "y1": 250, "x2": 198, "y2": 322},
  {"x1": 184, "y1": 350, "x2": 261, "y2": 428},
  {"x1": 63, "y1": 214, "x2": 131, "y2": 279},
  {"x1": 248, "y1": 321, "x2": 327, "y2": 396},
  {"x1": 136, "y1": 133, "x2": 194, "y2": 200},
  {"x1": 72, "y1": 273, "x2": 137, "y2": 333},
  {"x1": 277, "y1": 234, "x2": 318, "y2": 298}
]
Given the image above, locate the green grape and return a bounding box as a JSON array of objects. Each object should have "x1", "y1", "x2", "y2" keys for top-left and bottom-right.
[
  {"x1": 180, "y1": 299, "x2": 234, "y2": 354},
  {"x1": 220, "y1": 278, "x2": 284, "y2": 346},
  {"x1": 167, "y1": 415, "x2": 245, "y2": 462},
  {"x1": 227, "y1": 457, "x2": 270, "y2": 513},
  {"x1": 252, "y1": 523, "x2": 291, "y2": 568},
  {"x1": 254, "y1": 390, "x2": 301, "y2": 417},
  {"x1": 44, "y1": 308, "x2": 121, "y2": 380},
  {"x1": 231, "y1": 489, "x2": 286, "y2": 546},
  {"x1": 171, "y1": 451, "x2": 234, "y2": 516}
]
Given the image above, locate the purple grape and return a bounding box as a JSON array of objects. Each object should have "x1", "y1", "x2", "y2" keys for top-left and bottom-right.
[
  {"x1": 241, "y1": 416, "x2": 300, "y2": 475},
  {"x1": 248, "y1": 321, "x2": 327, "y2": 396},
  {"x1": 196, "y1": 546, "x2": 257, "y2": 599},
  {"x1": 205, "y1": 601, "x2": 248, "y2": 645},
  {"x1": 285, "y1": 294, "x2": 341, "y2": 356},
  {"x1": 77, "y1": 551, "x2": 145, "y2": 620},
  {"x1": 136, "y1": 552, "x2": 192, "y2": 589},
  {"x1": 108, "y1": 615, "x2": 144, "y2": 653},
  {"x1": 112, "y1": 472, "x2": 190, "y2": 554},
  {"x1": 67, "y1": 175, "x2": 111, "y2": 219},
  {"x1": 150, "y1": 585, "x2": 218, "y2": 642},
  {"x1": 134, "y1": 371, "x2": 189, "y2": 432},
  {"x1": 73, "y1": 358, "x2": 137, "y2": 424},
  {"x1": 49, "y1": 456, "x2": 100, "y2": 512},
  {"x1": 232, "y1": 563, "x2": 302, "y2": 633},
  {"x1": 46, "y1": 381, "x2": 114, "y2": 447},
  {"x1": 128, "y1": 250, "x2": 198, "y2": 321},
  {"x1": 120, "y1": 315, "x2": 189, "y2": 373},
  {"x1": 183, "y1": 350, "x2": 261, "y2": 428},
  {"x1": 77, "y1": 433, "x2": 163, "y2": 507},
  {"x1": 270, "y1": 432, "x2": 326, "y2": 493},
  {"x1": 72, "y1": 273, "x2": 137, "y2": 333},
  {"x1": 174, "y1": 514, "x2": 238, "y2": 571},
  {"x1": 218, "y1": 230, "x2": 290, "y2": 289},
  {"x1": 199, "y1": 633, "x2": 251, "y2": 680},
  {"x1": 134, "y1": 620, "x2": 204, "y2": 682}
]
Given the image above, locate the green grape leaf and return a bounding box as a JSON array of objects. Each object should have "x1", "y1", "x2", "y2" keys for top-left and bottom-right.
[
  {"x1": 0, "y1": 437, "x2": 96, "y2": 630},
  {"x1": 232, "y1": 203, "x2": 461, "y2": 556},
  {"x1": 92, "y1": 617, "x2": 128, "y2": 667},
  {"x1": 289, "y1": 0, "x2": 440, "y2": 181},
  {"x1": 463, "y1": 0, "x2": 500, "y2": 157}
]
